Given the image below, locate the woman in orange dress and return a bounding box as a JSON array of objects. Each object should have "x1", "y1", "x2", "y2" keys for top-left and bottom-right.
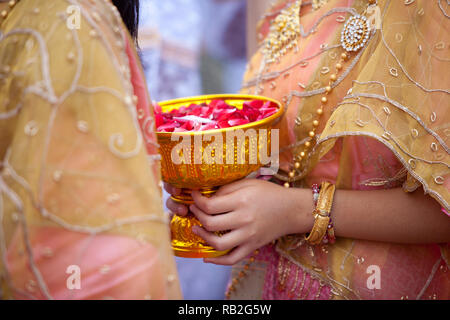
[{"x1": 167, "y1": 0, "x2": 450, "y2": 299}]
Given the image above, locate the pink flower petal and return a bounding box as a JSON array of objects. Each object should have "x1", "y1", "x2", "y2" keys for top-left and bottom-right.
[
  {"x1": 154, "y1": 103, "x2": 162, "y2": 114},
  {"x1": 200, "y1": 123, "x2": 218, "y2": 131},
  {"x1": 157, "y1": 123, "x2": 177, "y2": 132},
  {"x1": 242, "y1": 105, "x2": 259, "y2": 122}
]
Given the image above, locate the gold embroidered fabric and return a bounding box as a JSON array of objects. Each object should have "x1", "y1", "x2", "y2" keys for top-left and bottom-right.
[
  {"x1": 0, "y1": 0, "x2": 180, "y2": 299},
  {"x1": 247, "y1": 0, "x2": 449, "y2": 211},
  {"x1": 312, "y1": 2, "x2": 450, "y2": 210}
]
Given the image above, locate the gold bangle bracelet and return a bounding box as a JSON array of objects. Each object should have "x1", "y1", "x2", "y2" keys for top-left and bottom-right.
[{"x1": 305, "y1": 182, "x2": 336, "y2": 245}]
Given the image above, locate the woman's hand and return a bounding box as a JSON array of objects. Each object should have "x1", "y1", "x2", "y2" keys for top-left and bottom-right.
[{"x1": 189, "y1": 179, "x2": 314, "y2": 265}]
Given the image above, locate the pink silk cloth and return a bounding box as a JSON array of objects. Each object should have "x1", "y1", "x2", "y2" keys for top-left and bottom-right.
[{"x1": 259, "y1": 138, "x2": 406, "y2": 300}]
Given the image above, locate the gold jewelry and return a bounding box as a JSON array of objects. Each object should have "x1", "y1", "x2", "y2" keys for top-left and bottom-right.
[
  {"x1": 274, "y1": 0, "x2": 378, "y2": 188},
  {"x1": 263, "y1": 0, "x2": 301, "y2": 65},
  {"x1": 312, "y1": 0, "x2": 330, "y2": 11},
  {"x1": 0, "y1": 0, "x2": 19, "y2": 25},
  {"x1": 305, "y1": 182, "x2": 336, "y2": 245}
]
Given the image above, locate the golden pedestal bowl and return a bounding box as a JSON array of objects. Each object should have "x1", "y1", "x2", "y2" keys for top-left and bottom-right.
[{"x1": 156, "y1": 94, "x2": 284, "y2": 258}]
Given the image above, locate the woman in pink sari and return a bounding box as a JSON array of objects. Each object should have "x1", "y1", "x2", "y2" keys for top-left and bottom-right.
[
  {"x1": 167, "y1": 0, "x2": 450, "y2": 299},
  {"x1": 0, "y1": 0, "x2": 180, "y2": 299}
]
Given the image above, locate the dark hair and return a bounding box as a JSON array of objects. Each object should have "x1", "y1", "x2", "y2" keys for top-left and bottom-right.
[{"x1": 112, "y1": 0, "x2": 140, "y2": 42}]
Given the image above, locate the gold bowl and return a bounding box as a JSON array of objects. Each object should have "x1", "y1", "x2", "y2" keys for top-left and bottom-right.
[{"x1": 156, "y1": 94, "x2": 284, "y2": 258}]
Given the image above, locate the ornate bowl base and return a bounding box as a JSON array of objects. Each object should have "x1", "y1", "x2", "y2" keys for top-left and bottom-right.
[{"x1": 170, "y1": 188, "x2": 230, "y2": 258}]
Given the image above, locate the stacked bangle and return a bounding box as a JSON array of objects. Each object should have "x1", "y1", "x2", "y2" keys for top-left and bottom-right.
[{"x1": 305, "y1": 182, "x2": 336, "y2": 245}]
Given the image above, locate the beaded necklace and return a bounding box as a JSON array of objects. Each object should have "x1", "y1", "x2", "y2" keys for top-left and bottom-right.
[
  {"x1": 261, "y1": 0, "x2": 377, "y2": 188},
  {"x1": 0, "y1": 0, "x2": 19, "y2": 23}
]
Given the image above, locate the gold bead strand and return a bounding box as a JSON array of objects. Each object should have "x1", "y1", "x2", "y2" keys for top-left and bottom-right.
[
  {"x1": 1, "y1": 0, "x2": 18, "y2": 24},
  {"x1": 225, "y1": 249, "x2": 260, "y2": 299},
  {"x1": 276, "y1": 0, "x2": 375, "y2": 188}
]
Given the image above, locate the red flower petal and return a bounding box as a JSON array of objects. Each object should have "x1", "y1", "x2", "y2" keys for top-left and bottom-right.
[
  {"x1": 157, "y1": 99, "x2": 278, "y2": 132},
  {"x1": 262, "y1": 101, "x2": 277, "y2": 109},
  {"x1": 228, "y1": 118, "x2": 250, "y2": 127},
  {"x1": 242, "y1": 105, "x2": 259, "y2": 122},
  {"x1": 181, "y1": 121, "x2": 194, "y2": 131},
  {"x1": 244, "y1": 99, "x2": 264, "y2": 109}
]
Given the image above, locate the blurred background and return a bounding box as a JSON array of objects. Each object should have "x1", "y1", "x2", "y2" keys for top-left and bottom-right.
[{"x1": 138, "y1": 0, "x2": 248, "y2": 300}]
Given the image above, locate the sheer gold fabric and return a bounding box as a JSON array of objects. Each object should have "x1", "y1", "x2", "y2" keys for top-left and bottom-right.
[
  {"x1": 0, "y1": 0, "x2": 181, "y2": 299},
  {"x1": 312, "y1": 0, "x2": 449, "y2": 209}
]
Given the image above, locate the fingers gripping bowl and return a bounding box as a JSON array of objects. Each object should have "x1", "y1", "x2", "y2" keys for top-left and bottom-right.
[{"x1": 155, "y1": 94, "x2": 284, "y2": 258}]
